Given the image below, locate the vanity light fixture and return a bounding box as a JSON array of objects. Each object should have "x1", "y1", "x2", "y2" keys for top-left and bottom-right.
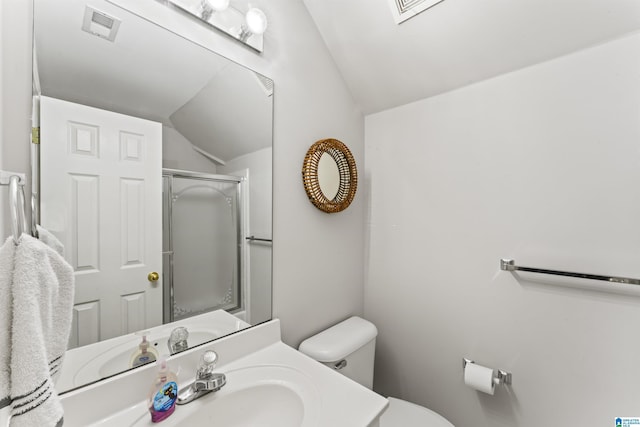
[
  {"x1": 239, "y1": 8, "x2": 268, "y2": 41},
  {"x1": 200, "y1": 0, "x2": 229, "y2": 21},
  {"x1": 208, "y1": 0, "x2": 230, "y2": 12},
  {"x1": 165, "y1": 0, "x2": 268, "y2": 53}
]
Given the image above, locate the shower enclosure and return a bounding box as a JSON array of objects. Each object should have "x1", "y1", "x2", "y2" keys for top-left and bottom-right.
[{"x1": 162, "y1": 169, "x2": 244, "y2": 323}]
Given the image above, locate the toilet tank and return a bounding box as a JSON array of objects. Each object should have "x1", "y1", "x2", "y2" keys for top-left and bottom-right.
[{"x1": 298, "y1": 316, "x2": 378, "y2": 389}]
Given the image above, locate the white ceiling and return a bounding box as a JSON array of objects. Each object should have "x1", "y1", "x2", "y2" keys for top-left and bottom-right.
[
  {"x1": 34, "y1": 0, "x2": 272, "y2": 162},
  {"x1": 35, "y1": 0, "x2": 222, "y2": 123},
  {"x1": 303, "y1": 0, "x2": 640, "y2": 114}
]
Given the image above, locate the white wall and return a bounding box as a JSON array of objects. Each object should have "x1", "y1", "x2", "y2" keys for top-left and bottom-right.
[
  {"x1": 364, "y1": 32, "x2": 640, "y2": 426},
  {"x1": 162, "y1": 125, "x2": 217, "y2": 173},
  {"x1": 0, "y1": 0, "x2": 4, "y2": 237},
  {"x1": 221, "y1": 147, "x2": 273, "y2": 324},
  {"x1": 1, "y1": 0, "x2": 365, "y2": 349},
  {"x1": 0, "y1": 0, "x2": 32, "y2": 238},
  {"x1": 0, "y1": 1, "x2": 32, "y2": 422}
]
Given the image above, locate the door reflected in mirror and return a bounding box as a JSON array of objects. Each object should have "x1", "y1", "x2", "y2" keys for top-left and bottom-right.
[{"x1": 33, "y1": 0, "x2": 273, "y2": 393}]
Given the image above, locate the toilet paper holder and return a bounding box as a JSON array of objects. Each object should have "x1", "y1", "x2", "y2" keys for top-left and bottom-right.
[{"x1": 463, "y1": 358, "x2": 512, "y2": 386}]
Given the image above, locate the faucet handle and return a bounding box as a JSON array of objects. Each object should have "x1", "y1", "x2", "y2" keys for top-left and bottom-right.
[
  {"x1": 194, "y1": 372, "x2": 226, "y2": 392},
  {"x1": 196, "y1": 350, "x2": 218, "y2": 378},
  {"x1": 169, "y1": 326, "x2": 189, "y2": 342},
  {"x1": 168, "y1": 327, "x2": 189, "y2": 354},
  {"x1": 202, "y1": 350, "x2": 218, "y2": 365}
]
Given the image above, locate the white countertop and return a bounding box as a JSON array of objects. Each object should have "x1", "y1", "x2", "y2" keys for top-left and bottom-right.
[{"x1": 60, "y1": 319, "x2": 388, "y2": 427}]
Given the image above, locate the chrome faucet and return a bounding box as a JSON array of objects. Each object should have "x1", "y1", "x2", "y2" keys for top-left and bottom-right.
[
  {"x1": 177, "y1": 350, "x2": 226, "y2": 405},
  {"x1": 167, "y1": 327, "x2": 189, "y2": 355}
]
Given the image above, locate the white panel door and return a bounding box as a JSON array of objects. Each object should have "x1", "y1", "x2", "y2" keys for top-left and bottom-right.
[{"x1": 40, "y1": 96, "x2": 162, "y2": 346}]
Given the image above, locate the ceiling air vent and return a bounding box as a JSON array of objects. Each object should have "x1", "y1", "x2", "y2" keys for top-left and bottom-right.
[
  {"x1": 387, "y1": 0, "x2": 445, "y2": 24},
  {"x1": 82, "y1": 5, "x2": 121, "y2": 42},
  {"x1": 254, "y1": 72, "x2": 274, "y2": 97}
]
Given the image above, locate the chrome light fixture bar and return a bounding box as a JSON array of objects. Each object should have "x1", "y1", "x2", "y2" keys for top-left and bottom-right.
[{"x1": 164, "y1": 0, "x2": 267, "y2": 53}]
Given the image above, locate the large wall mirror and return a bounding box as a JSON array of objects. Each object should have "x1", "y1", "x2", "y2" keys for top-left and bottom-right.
[{"x1": 33, "y1": 0, "x2": 273, "y2": 392}]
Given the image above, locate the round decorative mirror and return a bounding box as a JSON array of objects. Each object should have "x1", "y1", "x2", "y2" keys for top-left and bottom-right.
[{"x1": 302, "y1": 138, "x2": 358, "y2": 213}]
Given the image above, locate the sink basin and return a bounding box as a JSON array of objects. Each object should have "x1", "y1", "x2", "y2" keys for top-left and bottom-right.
[
  {"x1": 93, "y1": 365, "x2": 320, "y2": 427},
  {"x1": 162, "y1": 366, "x2": 320, "y2": 427},
  {"x1": 96, "y1": 331, "x2": 216, "y2": 378},
  {"x1": 187, "y1": 383, "x2": 304, "y2": 426},
  {"x1": 57, "y1": 310, "x2": 250, "y2": 392},
  {"x1": 73, "y1": 329, "x2": 219, "y2": 385}
]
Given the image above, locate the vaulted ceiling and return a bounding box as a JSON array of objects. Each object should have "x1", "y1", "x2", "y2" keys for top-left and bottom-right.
[
  {"x1": 35, "y1": 0, "x2": 272, "y2": 162},
  {"x1": 303, "y1": 0, "x2": 640, "y2": 114}
]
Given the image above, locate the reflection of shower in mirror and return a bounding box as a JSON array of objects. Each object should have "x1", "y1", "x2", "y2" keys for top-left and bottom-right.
[{"x1": 162, "y1": 170, "x2": 244, "y2": 324}]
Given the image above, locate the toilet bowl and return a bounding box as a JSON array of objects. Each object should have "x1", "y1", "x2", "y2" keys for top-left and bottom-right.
[
  {"x1": 298, "y1": 316, "x2": 454, "y2": 426},
  {"x1": 381, "y1": 398, "x2": 454, "y2": 427}
]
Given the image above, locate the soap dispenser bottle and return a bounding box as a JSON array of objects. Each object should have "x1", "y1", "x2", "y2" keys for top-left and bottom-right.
[
  {"x1": 130, "y1": 332, "x2": 159, "y2": 368},
  {"x1": 148, "y1": 356, "x2": 178, "y2": 423}
]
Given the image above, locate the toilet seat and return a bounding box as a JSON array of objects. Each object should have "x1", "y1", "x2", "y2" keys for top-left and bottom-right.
[{"x1": 379, "y1": 397, "x2": 454, "y2": 427}]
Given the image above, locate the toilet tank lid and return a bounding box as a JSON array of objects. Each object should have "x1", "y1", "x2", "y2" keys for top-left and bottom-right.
[{"x1": 298, "y1": 316, "x2": 378, "y2": 362}]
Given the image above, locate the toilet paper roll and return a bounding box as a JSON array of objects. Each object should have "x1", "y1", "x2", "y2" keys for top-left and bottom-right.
[{"x1": 464, "y1": 363, "x2": 496, "y2": 395}]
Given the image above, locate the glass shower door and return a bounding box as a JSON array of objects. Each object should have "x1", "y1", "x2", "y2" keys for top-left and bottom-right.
[{"x1": 169, "y1": 175, "x2": 241, "y2": 321}]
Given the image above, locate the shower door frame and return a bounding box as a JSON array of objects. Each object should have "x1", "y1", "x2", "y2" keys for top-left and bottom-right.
[{"x1": 162, "y1": 168, "x2": 245, "y2": 323}]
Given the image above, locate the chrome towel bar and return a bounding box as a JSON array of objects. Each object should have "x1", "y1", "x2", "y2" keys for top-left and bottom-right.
[
  {"x1": 1, "y1": 171, "x2": 29, "y2": 244},
  {"x1": 245, "y1": 236, "x2": 272, "y2": 243},
  {"x1": 500, "y1": 258, "x2": 640, "y2": 286}
]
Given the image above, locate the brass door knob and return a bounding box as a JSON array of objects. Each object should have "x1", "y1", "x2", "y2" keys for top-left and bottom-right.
[{"x1": 148, "y1": 272, "x2": 160, "y2": 282}]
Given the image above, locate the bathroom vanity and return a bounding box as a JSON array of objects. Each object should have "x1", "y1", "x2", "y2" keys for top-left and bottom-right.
[{"x1": 60, "y1": 318, "x2": 388, "y2": 426}]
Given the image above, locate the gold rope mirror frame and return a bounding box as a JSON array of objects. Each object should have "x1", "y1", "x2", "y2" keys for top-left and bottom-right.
[{"x1": 302, "y1": 138, "x2": 358, "y2": 213}]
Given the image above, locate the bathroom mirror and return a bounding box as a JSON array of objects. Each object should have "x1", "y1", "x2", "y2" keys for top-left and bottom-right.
[
  {"x1": 302, "y1": 138, "x2": 358, "y2": 213},
  {"x1": 33, "y1": 0, "x2": 272, "y2": 392},
  {"x1": 317, "y1": 153, "x2": 340, "y2": 200}
]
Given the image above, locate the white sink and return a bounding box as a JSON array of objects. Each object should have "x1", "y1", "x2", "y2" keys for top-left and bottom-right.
[
  {"x1": 60, "y1": 319, "x2": 388, "y2": 427},
  {"x1": 111, "y1": 365, "x2": 321, "y2": 426},
  {"x1": 194, "y1": 383, "x2": 305, "y2": 426},
  {"x1": 57, "y1": 310, "x2": 250, "y2": 392},
  {"x1": 175, "y1": 366, "x2": 319, "y2": 427},
  {"x1": 91, "y1": 330, "x2": 217, "y2": 379}
]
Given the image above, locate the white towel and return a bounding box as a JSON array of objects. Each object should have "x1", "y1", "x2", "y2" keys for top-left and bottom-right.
[
  {"x1": 0, "y1": 236, "x2": 16, "y2": 409},
  {"x1": 36, "y1": 226, "x2": 65, "y2": 257},
  {"x1": 0, "y1": 232, "x2": 74, "y2": 427}
]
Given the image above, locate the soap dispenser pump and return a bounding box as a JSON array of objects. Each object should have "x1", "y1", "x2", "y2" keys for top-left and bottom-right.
[{"x1": 130, "y1": 331, "x2": 159, "y2": 368}]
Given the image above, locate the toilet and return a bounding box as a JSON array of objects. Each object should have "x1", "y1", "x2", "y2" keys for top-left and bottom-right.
[{"x1": 299, "y1": 316, "x2": 454, "y2": 427}]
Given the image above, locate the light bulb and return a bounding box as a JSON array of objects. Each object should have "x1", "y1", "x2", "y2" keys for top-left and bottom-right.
[
  {"x1": 209, "y1": 0, "x2": 229, "y2": 11},
  {"x1": 245, "y1": 8, "x2": 267, "y2": 35}
]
